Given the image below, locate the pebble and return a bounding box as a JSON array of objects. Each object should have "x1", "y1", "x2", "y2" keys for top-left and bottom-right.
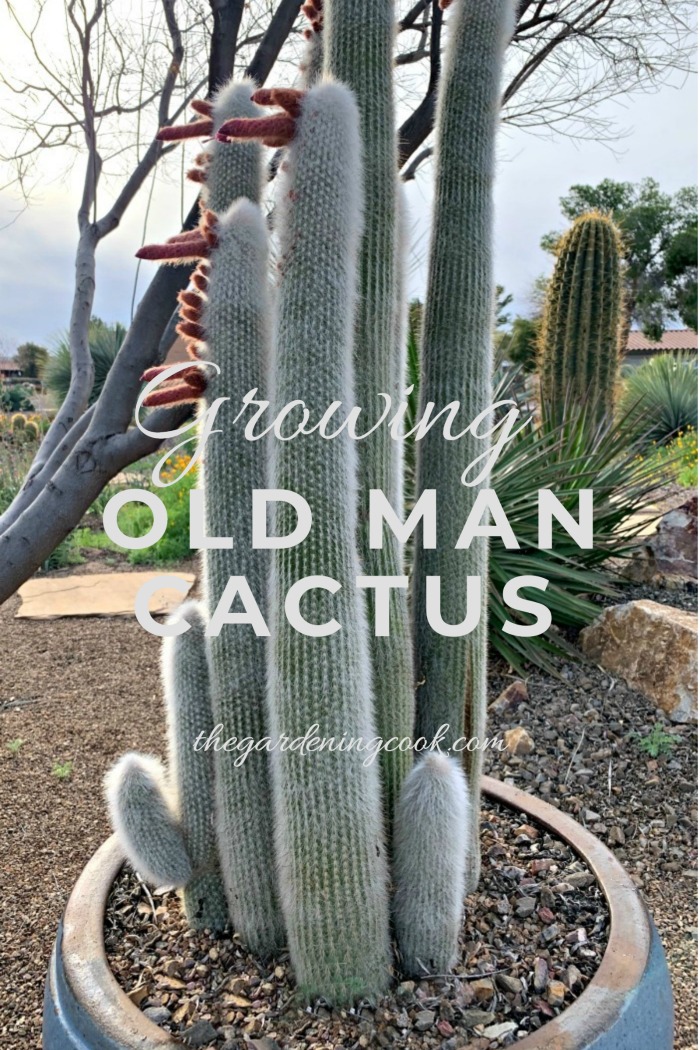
[
  {"x1": 565, "y1": 872, "x2": 596, "y2": 888},
  {"x1": 142, "y1": 1005, "x2": 172, "y2": 1024},
  {"x1": 182, "y1": 1019, "x2": 219, "y2": 1046},
  {"x1": 504, "y1": 726, "x2": 535, "y2": 756},
  {"x1": 495, "y1": 974, "x2": 522, "y2": 995},
  {"x1": 547, "y1": 980, "x2": 567, "y2": 1007},
  {"x1": 471, "y1": 978, "x2": 494, "y2": 1002},
  {"x1": 533, "y1": 957, "x2": 549, "y2": 991},
  {"x1": 461, "y1": 1009, "x2": 496, "y2": 1028},
  {"x1": 482, "y1": 1020, "x2": 517, "y2": 1039},
  {"x1": 414, "y1": 1009, "x2": 435, "y2": 1032},
  {"x1": 516, "y1": 896, "x2": 537, "y2": 917}
]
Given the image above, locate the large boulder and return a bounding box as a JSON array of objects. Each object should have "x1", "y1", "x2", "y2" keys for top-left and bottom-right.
[
  {"x1": 579, "y1": 600, "x2": 698, "y2": 724},
  {"x1": 650, "y1": 496, "x2": 698, "y2": 580}
]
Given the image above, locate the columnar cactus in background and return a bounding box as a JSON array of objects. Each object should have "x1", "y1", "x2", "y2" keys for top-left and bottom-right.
[
  {"x1": 539, "y1": 211, "x2": 623, "y2": 423},
  {"x1": 106, "y1": 0, "x2": 515, "y2": 1005}
]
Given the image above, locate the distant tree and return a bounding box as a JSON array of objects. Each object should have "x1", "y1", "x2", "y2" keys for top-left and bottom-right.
[
  {"x1": 495, "y1": 285, "x2": 513, "y2": 328},
  {"x1": 506, "y1": 316, "x2": 541, "y2": 373},
  {"x1": 15, "y1": 342, "x2": 49, "y2": 380},
  {"x1": 542, "y1": 178, "x2": 698, "y2": 341}
]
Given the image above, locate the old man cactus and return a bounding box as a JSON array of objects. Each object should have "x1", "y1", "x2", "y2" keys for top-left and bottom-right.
[{"x1": 106, "y1": 0, "x2": 515, "y2": 1004}]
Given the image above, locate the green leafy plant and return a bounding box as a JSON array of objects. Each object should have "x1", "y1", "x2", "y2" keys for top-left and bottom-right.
[
  {"x1": 6, "y1": 738, "x2": 24, "y2": 756},
  {"x1": 52, "y1": 760, "x2": 74, "y2": 780},
  {"x1": 618, "y1": 352, "x2": 698, "y2": 446},
  {"x1": 638, "y1": 724, "x2": 677, "y2": 759},
  {"x1": 115, "y1": 457, "x2": 196, "y2": 566}
]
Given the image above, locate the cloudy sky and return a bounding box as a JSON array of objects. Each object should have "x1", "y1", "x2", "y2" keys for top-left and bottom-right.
[{"x1": 0, "y1": 3, "x2": 696, "y2": 353}]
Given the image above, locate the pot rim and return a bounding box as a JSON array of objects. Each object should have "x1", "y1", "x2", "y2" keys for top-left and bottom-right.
[{"x1": 56, "y1": 775, "x2": 653, "y2": 1049}]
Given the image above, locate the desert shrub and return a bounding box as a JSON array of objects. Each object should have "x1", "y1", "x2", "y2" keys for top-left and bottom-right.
[
  {"x1": 0, "y1": 384, "x2": 34, "y2": 413},
  {"x1": 618, "y1": 352, "x2": 698, "y2": 446},
  {"x1": 642, "y1": 427, "x2": 698, "y2": 488},
  {"x1": 114, "y1": 454, "x2": 196, "y2": 566}
]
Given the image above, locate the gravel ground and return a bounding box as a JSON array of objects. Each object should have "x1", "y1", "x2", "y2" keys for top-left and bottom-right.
[
  {"x1": 0, "y1": 567, "x2": 696, "y2": 1048},
  {"x1": 106, "y1": 801, "x2": 608, "y2": 1049}
]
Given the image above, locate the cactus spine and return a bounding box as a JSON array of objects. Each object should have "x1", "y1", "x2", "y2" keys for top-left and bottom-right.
[
  {"x1": 267, "y1": 81, "x2": 391, "y2": 1005},
  {"x1": 393, "y1": 753, "x2": 470, "y2": 976},
  {"x1": 413, "y1": 0, "x2": 515, "y2": 892},
  {"x1": 163, "y1": 602, "x2": 228, "y2": 929},
  {"x1": 539, "y1": 211, "x2": 623, "y2": 422},
  {"x1": 105, "y1": 753, "x2": 192, "y2": 888},
  {"x1": 324, "y1": 0, "x2": 415, "y2": 827}
]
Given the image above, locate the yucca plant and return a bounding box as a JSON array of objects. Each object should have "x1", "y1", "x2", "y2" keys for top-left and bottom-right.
[
  {"x1": 488, "y1": 375, "x2": 675, "y2": 671},
  {"x1": 618, "y1": 351, "x2": 698, "y2": 446},
  {"x1": 43, "y1": 319, "x2": 126, "y2": 407}
]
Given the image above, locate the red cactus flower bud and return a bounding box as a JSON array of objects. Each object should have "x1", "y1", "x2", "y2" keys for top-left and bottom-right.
[
  {"x1": 176, "y1": 320, "x2": 207, "y2": 342},
  {"x1": 140, "y1": 365, "x2": 172, "y2": 382},
  {"x1": 191, "y1": 99, "x2": 213, "y2": 117},
  {"x1": 192, "y1": 271, "x2": 209, "y2": 292},
  {"x1": 136, "y1": 235, "x2": 211, "y2": 263},
  {"x1": 179, "y1": 304, "x2": 202, "y2": 324},
  {"x1": 157, "y1": 119, "x2": 214, "y2": 142},
  {"x1": 216, "y1": 114, "x2": 296, "y2": 146},
  {"x1": 143, "y1": 383, "x2": 202, "y2": 408},
  {"x1": 187, "y1": 167, "x2": 208, "y2": 184},
  {"x1": 167, "y1": 229, "x2": 208, "y2": 245},
  {"x1": 251, "y1": 88, "x2": 305, "y2": 118},
  {"x1": 178, "y1": 290, "x2": 203, "y2": 309}
]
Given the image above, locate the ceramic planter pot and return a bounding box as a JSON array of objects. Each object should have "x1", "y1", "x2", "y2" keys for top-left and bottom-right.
[{"x1": 43, "y1": 776, "x2": 673, "y2": 1050}]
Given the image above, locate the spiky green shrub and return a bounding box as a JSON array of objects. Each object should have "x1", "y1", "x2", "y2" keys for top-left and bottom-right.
[
  {"x1": 43, "y1": 318, "x2": 126, "y2": 407},
  {"x1": 539, "y1": 211, "x2": 623, "y2": 422},
  {"x1": 617, "y1": 352, "x2": 698, "y2": 445},
  {"x1": 488, "y1": 375, "x2": 675, "y2": 671}
]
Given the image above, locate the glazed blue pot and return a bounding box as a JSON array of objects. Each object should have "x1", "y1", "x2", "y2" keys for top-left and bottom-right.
[{"x1": 43, "y1": 776, "x2": 674, "y2": 1050}]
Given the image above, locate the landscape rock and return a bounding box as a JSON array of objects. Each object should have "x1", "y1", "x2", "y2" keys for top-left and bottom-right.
[
  {"x1": 651, "y1": 497, "x2": 698, "y2": 580},
  {"x1": 489, "y1": 679, "x2": 528, "y2": 716},
  {"x1": 504, "y1": 726, "x2": 535, "y2": 755},
  {"x1": 579, "y1": 600, "x2": 698, "y2": 723}
]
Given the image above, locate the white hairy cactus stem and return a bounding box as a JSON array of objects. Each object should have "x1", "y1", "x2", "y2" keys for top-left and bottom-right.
[
  {"x1": 412, "y1": 0, "x2": 516, "y2": 891},
  {"x1": 163, "y1": 601, "x2": 228, "y2": 930},
  {"x1": 393, "y1": 752, "x2": 470, "y2": 976},
  {"x1": 105, "y1": 753, "x2": 192, "y2": 888},
  {"x1": 268, "y1": 80, "x2": 392, "y2": 1005},
  {"x1": 200, "y1": 198, "x2": 286, "y2": 956}
]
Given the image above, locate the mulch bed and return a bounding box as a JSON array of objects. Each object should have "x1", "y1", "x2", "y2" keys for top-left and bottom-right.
[
  {"x1": 106, "y1": 799, "x2": 607, "y2": 1049},
  {"x1": 0, "y1": 565, "x2": 696, "y2": 1049}
]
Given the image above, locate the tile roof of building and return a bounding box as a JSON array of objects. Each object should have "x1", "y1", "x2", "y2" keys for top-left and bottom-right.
[{"x1": 626, "y1": 328, "x2": 698, "y2": 353}]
